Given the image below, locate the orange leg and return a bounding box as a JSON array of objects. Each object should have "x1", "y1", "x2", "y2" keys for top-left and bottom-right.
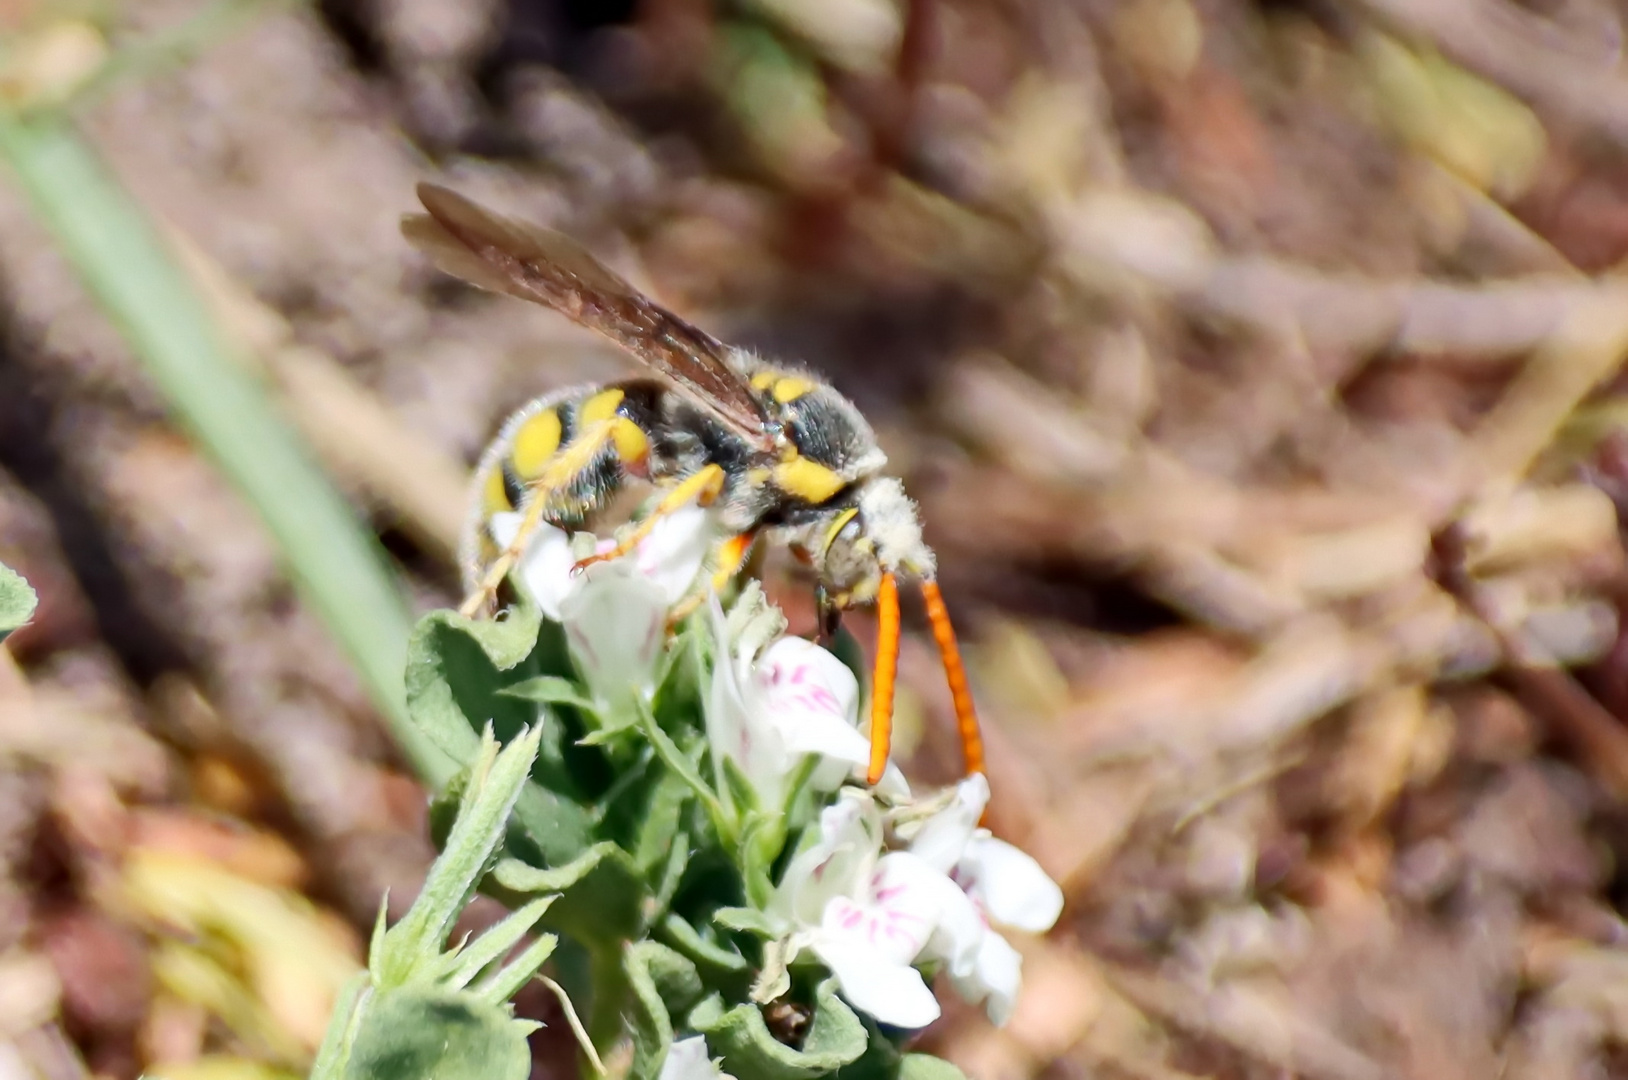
[
  {"x1": 922, "y1": 579, "x2": 984, "y2": 778},
  {"x1": 571, "y1": 464, "x2": 727, "y2": 575},
  {"x1": 866, "y1": 573, "x2": 901, "y2": 785}
]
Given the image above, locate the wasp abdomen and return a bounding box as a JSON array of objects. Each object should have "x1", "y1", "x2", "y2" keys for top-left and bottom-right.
[{"x1": 462, "y1": 378, "x2": 676, "y2": 591}]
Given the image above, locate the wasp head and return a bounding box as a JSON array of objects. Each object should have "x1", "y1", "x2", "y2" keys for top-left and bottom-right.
[{"x1": 811, "y1": 477, "x2": 936, "y2": 608}]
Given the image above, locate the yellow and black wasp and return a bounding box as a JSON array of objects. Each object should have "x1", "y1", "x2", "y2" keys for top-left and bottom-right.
[{"x1": 403, "y1": 184, "x2": 983, "y2": 785}]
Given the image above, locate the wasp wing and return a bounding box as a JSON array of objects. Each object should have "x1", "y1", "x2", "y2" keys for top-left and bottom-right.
[{"x1": 404, "y1": 183, "x2": 774, "y2": 448}]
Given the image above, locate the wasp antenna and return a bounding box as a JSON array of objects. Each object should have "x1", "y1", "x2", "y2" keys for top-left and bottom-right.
[
  {"x1": 920, "y1": 579, "x2": 984, "y2": 779},
  {"x1": 867, "y1": 572, "x2": 901, "y2": 785}
]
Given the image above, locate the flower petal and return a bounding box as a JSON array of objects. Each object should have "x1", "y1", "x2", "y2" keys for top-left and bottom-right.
[
  {"x1": 873, "y1": 852, "x2": 985, "y2": 978},
  {"x1": 489, "y1": 513, "x2": 576, "y2": 621},
  {"x1": 950, "y1": 929, "x2": 1023, "y2": 1027},
  {"x1": 907, "y1": 773, "x2": 988, "y2": 875},
  {"x1": 706, "y1": 601, "x2": 794, "y2": 803},
  {"x1": 758, "y1": 639, "x2": 859, "y2": 732},
  {"x1": 660, "y1": 1036, "x2": 733, "y2": 1080},
  {"x1": 959, "y1": 834, "x2": 1064, "y2": 933},
  {"x1": 560, "y1": 564, "x2": 668, "y2": 719},
  {"x1": 815, "y1": 851, "x2": 984, "y2": 973},
  {"x1": 633, "y1": 503, "x2": 714, "y2": 604},
  {"x1": 770, "y1": 790, "x2": 882, "y2": 927},
  {"x1": 810, "y1": 937, "x2": 941, "y2": 1030}
]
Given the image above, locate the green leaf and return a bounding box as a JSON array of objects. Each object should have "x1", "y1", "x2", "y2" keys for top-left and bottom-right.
[
  {"x1": 897, "y1": 1055, "x2": 971, "y2": 1080},
  {"x1": 623, "y1": 762, "x2": 695, "y2": 876},
  {"x1": 406, "y1": 606, "x2": 594, "y2": 864},
  {"x1": 634, "y1": 699, "x2": 730, "y2": 840},
  {"x1": 737, "y1": 809, "x2": 785, "y2": 910},
  {"x1": 712, "y1": 906, "x2": 780, "y2": 938},
  {"x1": 341, "y1": 987, "x2": 530, "y2": 1080},
  {"x1": 375, "y1": 728, "x2": 541, "y2": 989},
  {"x1": 501, "y1": 675, "x2": 599, "y2": 713},
  {"x1": 626, "y1": 942, "x2": 705, "y2": 1080},
  {"x1": 492, "y1": 841, "x2": 646, "y2": 945},
  {"x1": 470, "y1": 930, "x2": 558, "y2": 1006},
  {"x1": 656, "y1": 912, "x2": 750, "y2": 976},
  {"x1": 648, "y1": 829, "x2": 692, "y2": 916},
  {"x1": 651, "y1": 620, "x2": 706, "y2": 732},
  {"x1": 719, "y1": 756, "x2": 762, "y2": 827},
  {"x1": 0, "y1": 563, "x2": 36, "y2": 643},
  {"x1": 308, "y1": 974, "x2": 369, "y2": 1080},
  {"x1": 508, "y1": 781, "x2": 596, "y2": 870},
  {"x1": 434, "y1": 896, "x2": 556, "y2": 990},
  {"x1": 404, "y1": 606, "x2": 543, "y2": 761},
  {"x1": 689, "y1": 978, "x2": 867, "y2": 1080}
]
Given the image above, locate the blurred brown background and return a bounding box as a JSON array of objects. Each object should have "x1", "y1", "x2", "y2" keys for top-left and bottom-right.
[{"x1": 8, "y1": 0, "x2": 1628, "y2": 1076}]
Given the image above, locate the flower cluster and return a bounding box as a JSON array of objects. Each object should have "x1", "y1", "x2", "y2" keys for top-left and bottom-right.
[{"x1": 481, "y1": 498, "x2": 1067, "y2": 1062}]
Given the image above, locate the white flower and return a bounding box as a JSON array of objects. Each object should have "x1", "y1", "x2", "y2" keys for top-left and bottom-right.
[
  {"x1": 768, "y1": 791, "x2": 983, "y2": 1030},
  {"x1": 706, "y1": 603, "x2": 874, "y2": 808},
  {"x1": 767, "y1": 777, "x2": 1065, "y2": 1030},
  {"x1": 490, "y1": 504, "x2": 712, "y2": 718},
  {"x1": 904, "y1": 773, "x2": 1064, "y2": 1025},
  {"x1": 660, "y1": 1036, "x2": 734, "y2": 1080}
]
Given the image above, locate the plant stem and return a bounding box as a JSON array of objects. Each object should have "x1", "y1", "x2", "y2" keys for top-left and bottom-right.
[
  {"x1": 0, "y1": 111, "x2": 454, "y2": 787},
  {"x1": 588, "y1": 941, "x2": 633, "y2": 1063}
]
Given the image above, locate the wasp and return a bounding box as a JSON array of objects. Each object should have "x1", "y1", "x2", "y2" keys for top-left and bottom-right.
[{"x1": 403, "y1": 183, "x2": 983, "y2": 785}]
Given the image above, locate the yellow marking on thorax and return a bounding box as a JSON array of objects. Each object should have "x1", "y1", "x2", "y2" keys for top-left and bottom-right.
[
  {"x1": 774, "y1": 456, "x2": 846, "y2": 503},
  {"x1": 510, "y1": 408, "x2": 563, "y2": 478},
  {"x1": 482, "y1": 466, "x2": 512, "y2": 514},
  {"x1": 771, "y1": 376, "x2": 815, "y2": 403},
  {"x1": 750, "y1": 370, "x2": 815, "y2": 403}
]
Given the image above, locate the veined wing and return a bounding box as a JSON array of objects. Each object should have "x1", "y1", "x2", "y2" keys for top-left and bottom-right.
[{"x1": 404, "y1": 183, "x2": 774, "y2": 448}]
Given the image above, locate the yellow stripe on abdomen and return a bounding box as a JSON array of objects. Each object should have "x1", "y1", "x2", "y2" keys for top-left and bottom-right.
[
  {"x1": 482, "y1": 466, "x2": 512, "y2": 514},
  {"x1": 579, "y1": 387, "x2": 625, "y2": 426},
  {"x1": 510, "y1": 407, "x2": 563, "y2": 479},
  {"x1": 575, "y1": 387, "x2": 649, "y2": 469}
]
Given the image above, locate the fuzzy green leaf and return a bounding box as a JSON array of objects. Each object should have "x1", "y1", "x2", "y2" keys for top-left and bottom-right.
[
  {"x1": 492, "y1": 841, "x2": 646, "y2": 944},
  {"x1": 434, "y1": 896, "x2": 556, "y2": 990},
  {"x1": 341, "y1": 988, "x2": 530, "y2": 1080},
  {"x1": 471, "y1": 930, "x2": 558, "y2": 1006},
  {"x1": 501, "y1": 675, "x2": 599, "y2": 713},
  {"x1": 634, "y1": 699, "x2": 730, "y2": 839},
  {"x1": 689, "y1": 978, "x2": 867, "y2": 1080},
  {"x1": 308, "y1": 975, "x2": 369, "y2": 1080},
  {"x1": 897, "y1": 1055, "x2": 971, "y2": 1080},
  {"x1": 737, "y1": 808, "x2": 785, "y2": 910},
  {"x1": 0, "y1": 563, "x2": 36, "y2": 643},
  {"x1": 405, "y1": 607, "x2": 593, "y2": 863},
  {"x1": 626, "y1": 942, "x2": 705, "y2": 1080},
  {"x1": 623, "y1": 762, "x2": 695, "y2": 873},
  {"x1": 712, "y1": 907, "x2": 780, "y2": 938},
  {"x1": 375, "y1": 728, "x2": 540, "y2": 989},
  {"x1": 404, "y1": 606, "x2": 543, "y2": 760},
  {"x1": 657, "y1": 912, "x2": 750, "y2": 976}
]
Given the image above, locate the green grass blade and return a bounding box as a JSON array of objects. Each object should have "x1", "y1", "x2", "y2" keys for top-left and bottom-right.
[{"x1": 0, "y1": 112, "x2": 454, "y2": 786}]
